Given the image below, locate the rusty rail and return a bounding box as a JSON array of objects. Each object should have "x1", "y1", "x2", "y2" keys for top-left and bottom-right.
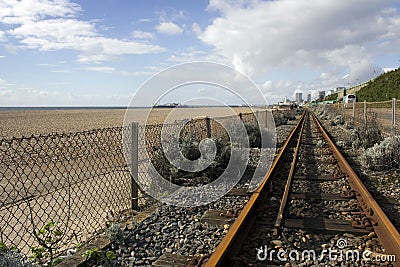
[
  {"x1": 311, "y1": 112, "x2": 400, "y2": 263},
  {"x1": 205, "y1": 111, "x2": 400, "y2": 267},
  {"x1": 273, "y1": 113, "x2": 305, "y2": 235},
  {"x1": 205, "y1": 112, "x2": 306, "y2": 267}
]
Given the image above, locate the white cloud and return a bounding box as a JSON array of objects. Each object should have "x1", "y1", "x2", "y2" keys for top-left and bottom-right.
[
  {"x1": 1, "y1": 89, "x2": 13, "y2": 96},
  {"x1": 50, "y1": 69, "x2": 71, "y2": 73},
  {"x1": 0, "y1": 77, "x2": 14, "y2": 88},
  {"x1": 85, "y1": 66, "x2": 154, "y2": 76},
  {"x1": 191, "y1": 22, "x2": 202, "y2": 35},
  {"x1": 201, "y1": 0, "x2": 400, "y2": 95},
  {"x1": 0, "y1": 0, "x2": 81, "y2": 24},
  {"x1": 0, "y1": 55, "x2": 4, "y2": 58},
  {"x1": 1, "y1": 0, "x2": 165, "y2": 62},
  {"x1": 138, "y1": 18, "x2": 151, "y2": 23},
  {"x1": 132, "y1": 30, "x2": 155, "y2": 40},
  {"x1": 119, "y1": 70, "x2": 154, "y2": 76},
  {"x1": 0, "y1": 30, "x2": 6, "y2": 41},
  {"x1": 156, "y1": 21, "x2": 184, "y2": 35},
  {"x1": 156, "y1": 8, "x2": 186, "y2": 22},
  {"x1": 86, "y1": 66, "x2": 116, "y2": 73}
]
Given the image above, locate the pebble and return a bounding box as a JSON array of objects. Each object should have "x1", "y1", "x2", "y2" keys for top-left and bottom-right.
[
  {"x1": 321, "y1": 243, "x2": 329, "y2": 249},
  {"x1": 270, "y1": 240, "x2": 283, "y2": 246}
]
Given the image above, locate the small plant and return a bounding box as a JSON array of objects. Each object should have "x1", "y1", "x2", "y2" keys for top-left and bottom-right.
[
  {"x1": 346, "y1": 114, "x2": 382, "y2": 149},
  {"x1": 0, "y1": 242, "x2": 36, "y2": 267},
  {"x1": 274, "y1": 113, "x2": 288, "y2": 126},
  {"x1": 316, "y1": 140, "x2": 325, "y2": 148},
  {"x1": 333, "y1": 115, "x2": 344, "y2": 125},
  {"x1": 82, "y1": 247, "x2": 116, "y2": 266},
  {"x1": 359, "y1": 136, "x2": 400, "y2": 171},
  {"x1": 150, "y1": 133, "x2": 232, "y2": 185},
  {"x1": 30, "y1": 222, "x2": 63, "y2": 266},
  {"x1": 105, "y1": 223, "x2": 125, "y2": 244}
]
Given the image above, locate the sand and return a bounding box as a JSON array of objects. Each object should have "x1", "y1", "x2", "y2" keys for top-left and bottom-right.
[{"x1": 0, "y1": 107, "x2": 260, "y2": 139}]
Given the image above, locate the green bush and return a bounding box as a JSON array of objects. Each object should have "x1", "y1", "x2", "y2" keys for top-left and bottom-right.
[
  {"x1": 150, "y1": 133, "x2": 230, "y2": 185},
  {"x1": 0, "y1": 243, "x2": 36, "y2": 267},
  {"x1": 150, "y1": 122, "x2": 274, "y2": 185},
  {"x1": 347, "y1": 114, "x2": 382, "y2": 149},
  {"x1": 82, "y1": 248, "x2": 116, "y2": 266},
  {"x1": 274, "y1": 113, "x2": 288, "y2": 126},
  {"x1": 359, "y1": 136, "x2": 400, "y2": 171}
]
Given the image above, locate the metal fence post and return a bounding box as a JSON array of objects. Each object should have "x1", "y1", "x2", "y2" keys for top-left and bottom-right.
[
  {"x1": 342, "y1": 102, "x2": 345, "y2": 122},
  {"x1": 265, "y1": 110, "x2": 268, "y2": 128},
  {"x1": 131, "y1": 122, "x2": 139, "y2": 210},
  {"x1": 392, "y1": 98, "x2": 396, "y2": 136},
  {"x1": 364, "y1": 100, "x2": 367, "y2": 126},
  {"x1": 205, "y1": 117, "x2": 211, "y2": 138},
  {"x1": 352, "y1": 101, "x2": 355, "y2": 125}
]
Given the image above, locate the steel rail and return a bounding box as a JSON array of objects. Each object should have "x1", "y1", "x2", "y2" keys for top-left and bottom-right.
[
  {"x1": 273, "y1": 112, "x2": 305, "y2": 235},
  {"x1": 205, "y1": 112, "x2": 306, "y2": 267},
  {"x1": 205, "y1": 111, "x2": 400, "y2": 267},
  {"x1": 311, "y1": 112, "x2": 400, "y2": 265}
]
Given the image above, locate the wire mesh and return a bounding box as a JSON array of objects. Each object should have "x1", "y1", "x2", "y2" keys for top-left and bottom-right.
[
  {"x1": 0, "y1": 110, "x2": 267, "y2": 257},
  {"x1": 0, "y1": 128, "x2": 132, "y2": 255},
  {"x1": 326, "y1": 100, "x2": 399, "y2": 136}
]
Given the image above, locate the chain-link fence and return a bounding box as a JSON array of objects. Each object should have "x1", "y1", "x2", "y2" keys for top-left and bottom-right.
[
  {"x1": 0, "y1": 110, "x2": 266, "y2": 258},
  {"x1": 328, "y1": 99, "x2": 399, "y2": 136},
  {"x1": 0, "y1": 127, "x2": 132, "y2": 256}
]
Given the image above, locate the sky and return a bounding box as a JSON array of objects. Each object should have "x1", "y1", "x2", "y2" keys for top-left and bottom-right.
[{"x1": 0, "y1": 0, "x2": 400, "y2": 106}]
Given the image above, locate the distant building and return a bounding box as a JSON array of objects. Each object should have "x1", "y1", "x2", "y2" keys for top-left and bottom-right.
[
  {"x1": 318, "y1": 91, "x2": 325, "y2": 101},
  {"x1": 335, "y1": 87, "x2": 346, "y2": 92},
  {"x1": 307, "y1": 94, "x2": 311, "y2": 103},
  {"x1": 295, "y1": 93, "x2": 303, "y2": 103}
]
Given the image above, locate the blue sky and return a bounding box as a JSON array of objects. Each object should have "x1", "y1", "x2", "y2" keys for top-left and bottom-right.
[{"x1": 1, "y1": 0, "x2": 400, "y2": 106}]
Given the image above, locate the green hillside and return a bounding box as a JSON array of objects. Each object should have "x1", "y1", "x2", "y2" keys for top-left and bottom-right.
[
  {"x1": 356, "y1": 68, "x2": 400, "y2": 102},
  {"x1": 324, "y1": 92, "x2": 338, "y2": 101}
]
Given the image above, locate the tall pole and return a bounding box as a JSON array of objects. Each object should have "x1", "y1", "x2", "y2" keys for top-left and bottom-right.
[
  {"x1": 392, "y1": 98, "x2": 396, "y2": 136},
  {"x1": 131, "y1": 122, "x2": 139, "y2": 210}
]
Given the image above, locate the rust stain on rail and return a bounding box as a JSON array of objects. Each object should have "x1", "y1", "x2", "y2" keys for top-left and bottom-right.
[
  {"x1": 311, "y1": 112, "x2": 400, "y2": 265},
  {"x1": 204, "y1": 112, "x2": 306, "y2": 267},
  {"x1": 205, "y1": 111, "x2": 400, "y2": 267}
]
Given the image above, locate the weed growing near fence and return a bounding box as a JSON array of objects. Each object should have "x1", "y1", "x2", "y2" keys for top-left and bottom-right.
[
  {"x1": 0, "y1": 243, "x2": 36, "y2": 267},
  {"x1": 359, "y1": 136, "x2": 400, "y2": 171},
  {"x1": 346, "y1": 114, "x2": 382, "y2": 149},
  {"x1": 274, "y1": 113, "x2": 288, "y2": 126},
  {"x1": 150, "y1": 122, "x2": 273, "y2": 186},
  {"x1": 312, "y1": 105, "x2": 344, "y2": 126},
  {"x1": 151, "y1": 133, "x2": 233, "y2": 186},
  {"x1": 105, "y1": 223, "x2": 125, "y2": 244},
  {"x1": 30, "y1": 222, "x2": 63, "y2": 266},
  {"x1": 82, "y1": 247, "x2": 116, "y2": 266}
]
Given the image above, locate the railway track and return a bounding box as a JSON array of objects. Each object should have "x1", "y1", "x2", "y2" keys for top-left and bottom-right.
[{"x1": 205, "y1": 110, "x2": 400, "y2": 266}]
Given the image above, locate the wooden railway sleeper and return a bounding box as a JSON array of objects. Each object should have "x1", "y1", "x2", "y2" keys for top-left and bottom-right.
[
  {"x1": 352, "y1": 217, "x2": 375, "y2": 231},
  {"x1": 340, "y1": 189, "x2": 357, "y2": 199},
  {"x1": 187, "y1": 255, "x2": 210, "y2": 267},
  {"x1": 225, "y1": 208, "x2": 243, "y2": 218}
]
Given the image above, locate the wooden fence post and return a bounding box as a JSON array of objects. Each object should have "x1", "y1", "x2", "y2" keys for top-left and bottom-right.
[
  {"x1": 392, "y1": 98, "x2": 396, "y2": 136},
  {"x1": 205, "y1": 117, "x2": 211, "y2": 138},
  {"x1": 131, "y1": 122, "x2": 138, "y2": 210}
]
